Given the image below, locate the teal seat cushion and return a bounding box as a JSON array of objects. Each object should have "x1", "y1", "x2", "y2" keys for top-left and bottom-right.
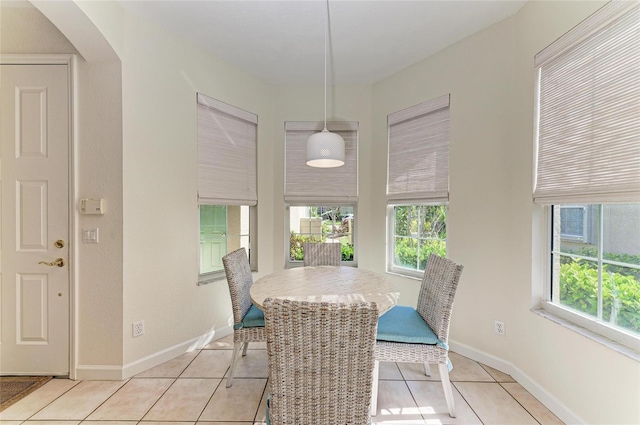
[
  {"x1": 377, "y1": 305, "x2": 448, "y2": 350},
  {"x1": 234, "y1": 304, "x2": 265, "y2": 330}
]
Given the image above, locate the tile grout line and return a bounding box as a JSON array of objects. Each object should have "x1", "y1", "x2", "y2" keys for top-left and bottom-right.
[
  {"x1": 453, "y1": 381, "x2": 551, "y2": 425},
  {"x1": 193, "y1": 359, "x2": 227, "y2": 424},
  {"x1": 497, "y1": 381, "x2": 548, "y2": 425},
  {"x1": 134, "y1": 376, "x2": 178, "y2": 422},
  {"x1": 82, "y1": 378, "x2": 131, "y2": 422},
  {"x1": 138, "y1": 347, "x2": 238, "y2": 423},
  {"x1": 476, "y1": 362, "x2": 559, "y2": 425},
  {"x1": 20, "y1": 378, "x2": 81, "y2": 422},
  {"x1": 252, "y1": 377, "x2": 269, "y2": 423},
  {"x1": 399, "y1": 374, "x2": 427, "y2": 424},
  {"x1": 451, "y1": 381, "x2": 485, "y2": 424},
  {"x1": 385, "y1": 359, "x2": 496, "y2": 423},
  {"x1": 138, "y1": 348, "x2": 218, "y2": 423}
]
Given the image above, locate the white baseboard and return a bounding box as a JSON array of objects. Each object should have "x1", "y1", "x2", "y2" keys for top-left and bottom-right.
[
  {"x1": 449, "y1": 339, "x2": 586, "y2": 425},
  {"x1": 74, "y1": 364, "x2": 125, "y2": 381},
  {"x1": 74, "y1": 325, "x2": 233, "y2": 381}
]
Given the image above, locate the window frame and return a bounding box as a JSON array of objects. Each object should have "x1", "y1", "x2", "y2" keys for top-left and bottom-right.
[
  {"x1": 386, "y1": 203, "x2": 447, "y2": 279},
  {"x1": 284, "y1": 121, "x2": 359, "y2": 269},
  {"x1": 533, "y1": 2, "x2": 640, "y2": 356},
  {"x1": 196, "y1": 93, "x2": 258, "y2": 285},
  {"x1": 198, "y1": 204, "x2": 257, "y2": 285},
  {"x1": 385, "y1": 95, "x2": 451, "y2": 279},
  {"x1": 285, "y1": 203, "x2": 357, "y2": 269},
  {"x1": 540, "y1": 205, "x2": 640, "y2": 354}
]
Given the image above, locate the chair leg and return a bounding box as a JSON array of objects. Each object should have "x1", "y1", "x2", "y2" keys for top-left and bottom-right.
[
  {"x1": 423, "y1": 362, "x2": 432, "y2": 376},
  {"x1": 226, "y1": 342, "x2": 242, "y2": 388},
  {"x1": 371, "y1": 360, "x2": 379, "y2": 417},
  {"x1": 242, "y1": 341, "x2": 249, "y2": 356},
  {"x1": 438, "y1": 363, "x2": 456, "y2": 418}
]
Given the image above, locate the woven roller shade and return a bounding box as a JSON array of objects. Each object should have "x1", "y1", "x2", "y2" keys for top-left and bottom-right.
[
  {"x1": 387, "y1": 95, "x2": 450, "y2": 204},
  {"x1": 197, "y1": 93, "x2": 258, "y2": 206},
  {"x1": 285, "y1": 121, "x2": 358, "y2": 203},
  {"x1": 533, "y1": 3, "x2": 640, "y2": 204}
]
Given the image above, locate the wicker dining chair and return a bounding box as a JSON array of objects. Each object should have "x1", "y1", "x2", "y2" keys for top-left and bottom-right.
[
  {"x1": 222, "y1": 247, "x2": 265, "y2": 388},
  {"x1": 302, "y1": 242, "x2": 341, "y2": 266},
  {"x1": 264, "y1": 298, "x2": 378, "y2": 425},
  {"x1": 373, "y1": 254, "x2": 464, "y2": 417}
]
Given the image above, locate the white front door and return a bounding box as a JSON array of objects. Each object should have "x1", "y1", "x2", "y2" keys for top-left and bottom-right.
[{"x1": 0, "y1": 63, "x2": 70, "y2": 375}]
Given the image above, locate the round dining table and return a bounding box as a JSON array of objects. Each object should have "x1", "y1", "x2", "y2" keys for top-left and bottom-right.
[{"x1": 250, "y1": 266, "x2": 399, "y2": 316}]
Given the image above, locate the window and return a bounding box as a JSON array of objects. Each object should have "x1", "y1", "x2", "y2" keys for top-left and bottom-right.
[
  {"x1": 197, "y1": 93, "x2": 257, "y2": 283},
  {"x1": 551, "y1": 204, "x2": 640, "y2": 340},
  {"x1": 288, "y1": 205, "x2": 355, "y2": 265},
  {"x1": 200, "y1": 205, "x2": 251, "y2": 275},
  {"x1": 386, "y1": 95, "x2": 450, "y2": 277},
  {"x1": 534, "y1": 2, "x2": 640, "y2": 350},
  {"x1": 389, "y1": 205, "x2": 446, "y2": 277},
  {"x1": 284, "y1": 121, "x2": 358, "y2": 267}
]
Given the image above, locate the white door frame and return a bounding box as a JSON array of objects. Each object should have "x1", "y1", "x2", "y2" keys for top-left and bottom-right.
[{"x1": 1, "y1": 54, "x2": 77, "y2": 379}]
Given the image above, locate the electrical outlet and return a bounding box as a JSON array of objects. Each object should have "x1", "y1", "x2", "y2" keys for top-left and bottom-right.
[
  {"x1": 133, "y1": 320, "x2": 144, "y2": 337},
  {"x1": 494, "y1": 320, "x2": 505, "y2": 336}
]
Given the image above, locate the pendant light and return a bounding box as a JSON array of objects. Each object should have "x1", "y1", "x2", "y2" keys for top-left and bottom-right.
[{"x1": 306, "y1": 0, "x2": 345, "y2": 168}]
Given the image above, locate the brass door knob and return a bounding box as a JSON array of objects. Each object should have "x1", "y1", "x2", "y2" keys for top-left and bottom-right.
[{"x1": 39, "y1": 258, "x2": 65, "y2": 267}]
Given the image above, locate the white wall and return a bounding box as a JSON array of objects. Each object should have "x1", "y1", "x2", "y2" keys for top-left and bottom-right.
[
  {"x1": 74, "y1": 60, "x2": 124, "y2": 369},
  {"x1": 372, "y1": 1, "x2": 640, "y2": 424},
  {"x1": 0, "y1": 3, "x2": 76, "y2": 53},
  {"x1": 70, "y1": 2, "x2": 276, "y2": 365}
]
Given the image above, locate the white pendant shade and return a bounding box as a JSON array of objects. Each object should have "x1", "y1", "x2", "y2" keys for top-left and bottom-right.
[
  {"x1": 306, "y1": 129, "x2": 345, "y2": 168},
  {"x1": 306, "y1": 0, "x2": 345, "y2": 169}
]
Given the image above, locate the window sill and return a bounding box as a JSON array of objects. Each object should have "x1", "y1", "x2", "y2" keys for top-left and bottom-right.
[
  {"x1": 285, "y1": 262, "x2": 358, "y2": 269},
  {"x1": 532, "y1": 307, "x2": 640, "y2": 362},
  {"x1": 197, "y1": 273, "x2": 226, "y2": 286},
  {"x1": 386, "y1": 269, "x2": 423, "y2": 281}
]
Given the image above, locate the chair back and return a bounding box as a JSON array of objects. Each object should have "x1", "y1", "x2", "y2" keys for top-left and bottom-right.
[
  {"x1": 222, "y1": 248, "x2": 254, "y2": 326},
  {"x1": 264, "y1": 298, "x2": 378, "y2": 425},
  {"x1": 416, "y1": 254, "x2": 464, "y2": 345},
  {"x1": 302, "y1": 242, "x2": 341, "y2": 266}
]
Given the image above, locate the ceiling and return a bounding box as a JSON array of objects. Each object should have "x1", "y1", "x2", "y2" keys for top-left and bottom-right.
[{"x1": 121, "y1": 1, "x2": 527, "y2": 86}]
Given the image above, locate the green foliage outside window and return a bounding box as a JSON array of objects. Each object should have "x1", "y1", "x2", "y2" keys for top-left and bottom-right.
[
  {"x1": 558, "y1": 253, "x2": 640, "y2": 334},
  {"x1": 394, "y1": 238, "x2": 446, "y2": 270},
  {"x1": 393, "y1": 205, "x2": 447, "y2": 271},
  {"x1": 289, "y1": 232, "x2": 354, "y2": 262}
]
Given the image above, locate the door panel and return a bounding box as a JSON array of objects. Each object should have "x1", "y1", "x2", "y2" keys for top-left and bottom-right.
[
  {"x1": 1, "y1": 64, "x2": 69, "y2": 375},
  {"x1": 17, "y1": 273, "x2": 49, "y2": 343},
  {"x1": 17, "y1": 87, "x2": 49, "y2": 158},
  {"x1": 18, "y1": 180, "x2": 49, "y2": 250}
]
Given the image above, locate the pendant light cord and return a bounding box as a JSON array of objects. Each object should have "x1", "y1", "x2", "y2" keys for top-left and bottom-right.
[{"x1": 324, "y1": 0, "x2": 328, "y2": 131}]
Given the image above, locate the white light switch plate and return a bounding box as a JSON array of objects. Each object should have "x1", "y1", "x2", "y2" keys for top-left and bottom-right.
[{"x1": 82, "y1": 228, "x2": 99, "y2": 243}]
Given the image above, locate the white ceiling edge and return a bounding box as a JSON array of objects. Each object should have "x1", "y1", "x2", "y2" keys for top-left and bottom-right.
[{"x1": 119, "y1": 1, "x2": 527, "y2": 85}]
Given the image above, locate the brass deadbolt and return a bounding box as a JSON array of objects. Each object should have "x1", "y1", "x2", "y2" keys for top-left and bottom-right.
[{"x1": 54, "y1": 240, "x2": 65, "y2": 248}]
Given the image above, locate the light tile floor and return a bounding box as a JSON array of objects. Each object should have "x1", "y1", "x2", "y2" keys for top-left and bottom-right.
[{"x1": 1, "y1": 335, "x2": 563, "y2": 424}]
